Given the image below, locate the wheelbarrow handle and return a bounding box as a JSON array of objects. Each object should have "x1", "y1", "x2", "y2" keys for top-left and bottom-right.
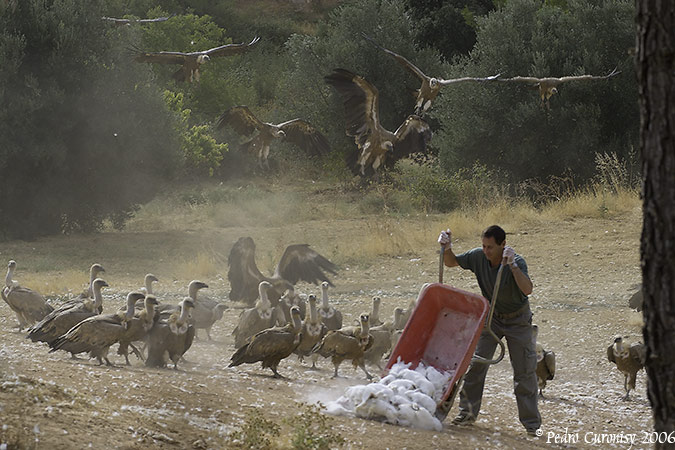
[
  {"x1": 439, "y1": 245, "x2": 445, "y2": 284},
  {"x1": 472, "y1": 264, "x2": 506, "y2": 366}
]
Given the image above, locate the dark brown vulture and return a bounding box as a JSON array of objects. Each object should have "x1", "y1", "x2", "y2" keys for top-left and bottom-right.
[
  {"x1": 145, "y1": 298, "x2": 196, "y2": 370},
  {"x1": 500, "y1": 68, "x2": 620, "y2": 107},
  {"x1": 363, "y1": 33, "x2": 500, "y2": 115},
  {"x1": 607, "y1": 336, "x2": 646, "y2": 401},
  {"x1": 227, "y1": 237, "x2": 338, "y2": 307},
  {"x1": 216, "y1": 105, "x2": 330, "y2": 169},
  {"x1": 102, "y1": 14, "x2": 174, "y2": 26},
  {"x1": 133, "y1": 36, "x2": 260, "y2": 83},
  {"x1": 229, "y1": 305, "x2": 303, "y2": 378},
  {"x1": 325, "y1": 68, "x2": 432, "y2": 176}
]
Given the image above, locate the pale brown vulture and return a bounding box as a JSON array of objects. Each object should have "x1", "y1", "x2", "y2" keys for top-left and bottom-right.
[
  {"x1": 232, "y1": 281, "x2": 277, "y2": 349},
  {"x1": 532, "y1": 324, "x2": 555, "y2": 398},
  {"x1": 607, "y1": 336, "x2": 646, "y2": 401},
  {"x1": 325, "y1": 68, "x2": 432, "y2": 176},
  {"x1": 362, "y1": 33, "x2": 500, "y2": 115},
  {"x1": 117, "y1": 295, "x2": 160, "y2": 365},
  {"x1": 294, "y1": 294, "x2": 327, "y2": 368},
  {"x1": 318, "y1": 281, "x2": 342, "y2": 331},
  {"x1": 2, "y1": 260, "x2": 53, "y2": 330},
  {"x1": 133, "y1": 36, "x2": 260, "y2": 83},
  {"x1": 216, "y1": 105, "x2": 330, "y2": 169},
  {"x1": 229, "y1": 305, "x2": 303, "y2": 378},
  {"x1": 500, "y1": 68, "x2": 620, "y2": 107},
  {"x1": 102, "y1": 14, "x2": 174, "y2": 26},
  {"x1": 312, "y1": 313, "x2": 374, "y2": 380},
  {"x1": 227, "y1": 236, "x2": 338, "y2": 307}
]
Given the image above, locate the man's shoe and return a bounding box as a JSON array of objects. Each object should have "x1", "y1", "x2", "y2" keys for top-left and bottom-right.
[
  {"x1": 451, "y1": 413, "x2": 476, "y2": 426},
  {"x1": 526, "y1": 428, "x2": 539, "y2": 437}
]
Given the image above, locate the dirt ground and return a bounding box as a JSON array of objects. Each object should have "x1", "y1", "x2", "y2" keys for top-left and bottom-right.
[{"x1": 0, "y1": 205, "x2": 652, "y2": 449}]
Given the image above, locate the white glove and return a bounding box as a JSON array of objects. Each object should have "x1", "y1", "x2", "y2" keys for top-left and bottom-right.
[
  {"x1": 438, "y1": 229, "x2": 452, "y2": 249},
  {"x1": 502, "y1": 246, "x2": 516, "y2": 266}
]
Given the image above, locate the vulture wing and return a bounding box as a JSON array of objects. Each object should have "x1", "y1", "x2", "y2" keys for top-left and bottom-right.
[
  {"x1": 228, "y1": 237, "x2": 266, "y2": 303},
  {"x1": 216, "y1": 105, "x2": 264, "y2": 136},
  {"x1": 438, "y1": 73, "x2": 501, "y2": 85},
  {"x1": 362, "y1": 33, "x2": 428, "y2": 82},
  {"x1": 607, "y1": 344, "x2": 616, "y2": 363},
  {"x1": 629, "y1": 343, "x2": 647, "y2": 366},
  {"x1": 557, "y1": 67, "x2": 621, "y2": 83},
  {"x1": 5, "y1": 287, "x2": 53, "y2": 322},
  {"x1": 204, "y1": 36, "x2": 260, "y2": 58},
  {"x1": 324, "y1": 69, "x2": 380, "y2": 140},
  {"x1": 274, "y1": 244, "x2": 338, "y2": 287},
  {"x1": 543, "y1": 351, "x2": 556, "y2": 380},
  {"x1": 499, "y1": 76, "x2": 546, "y2": 85},
  {"x1": 628, "y1": 286, "x2": 644, "y2": 311},
  {"x1": 391, "y1": 115, "x2": 432, "y2": 162},
  {"x1": 277, "y1": 119, "x2": 330, "y2": 156},
  {"x1": 133, "y1": 50, "x2": 187, "y2": 65}
]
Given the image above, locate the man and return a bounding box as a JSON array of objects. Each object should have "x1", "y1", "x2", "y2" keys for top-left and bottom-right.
[{"x1": 438, "y1": 224, "x2": 541, "y2": 436}]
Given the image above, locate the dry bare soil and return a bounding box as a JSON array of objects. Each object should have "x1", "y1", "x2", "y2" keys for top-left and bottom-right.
[{"x1": 0, "y1": 206, "x2": 651, "y2": 449}]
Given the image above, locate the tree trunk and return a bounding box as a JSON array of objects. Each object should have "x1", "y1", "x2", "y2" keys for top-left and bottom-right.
[{"x1": 636, "y1": 0, "x2": 675, "y2": 443}]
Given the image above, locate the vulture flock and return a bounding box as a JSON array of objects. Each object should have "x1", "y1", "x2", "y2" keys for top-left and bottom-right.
[{"x1": 120, "y1": 14, "x2": 620, "y2": 176}]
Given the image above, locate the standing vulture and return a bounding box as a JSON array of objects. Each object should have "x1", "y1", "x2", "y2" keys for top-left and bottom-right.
[
  {"x1": 532, "y1": 324, "x2": 556, "y2": 398},
  {"x1": 318, "y1": 281, "x2": 342, "y2": 331},
  {"x1": 133, "y1": 36, "x2": 260, "y2": 83},
  {"x1": 227, "y1": 236, "x2": 338, "y2": 307},
  {"x1": 232, "y1": 281, "x2": 277, "y2": 349},
  {"x1": 499, "y1": 68, "x2": 620, "y2": 107},
  {"x1": 145, "y1": 298, "x2": 196, "y2": 370},
  {"x1": 117, "y1": 295, "x2": 160, "y2": 365},
  {"x1": 229, "y1": 305, "x2": 303, "y2": 378},
  {"x1": 362, "y1": 33, "x2": 500, "y2": 115},
  {"x1": 27, "y1": 278, "x2": 109, "y2": 349},
  {"x1": 312, "y1": 313, "x2": 374, "y2": 380},
  {"x1": 607, "y1": 336, "x2": 646, "y2": 401},
  {"x1": 325, "y1": 68, "x2": 432, "y2": 176},
  {"x1": 49, "y1": 292, "x2": 145, "y2": 366},
  {"x1": 294, "y1": 294, "x2": 327, "y2": 368},
  {"x1": 2, "y1": 260, "x2": 53, "y2": 330},
  {"x1": 216, "y1": 105, "x2": 330, "y2": 169}
]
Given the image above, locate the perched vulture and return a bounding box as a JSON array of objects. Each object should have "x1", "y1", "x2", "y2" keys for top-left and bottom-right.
[
  {"x1": 607, "y1": 336, "x2": 646, "y2": 401},
  {"x1": 325, "y1": 68, "x2": 432, "y2": 176},
  {"x1": 362, "y1": 33, "x2": 500, "y2": 115},
  {"x1": 145, "y1": 298, "x2": 196, "y2": 370},
  {"x1": 216, "y1": 105, "x2": 330, "y2": 169},
  {"x1": 312, "y1": 313, "x2": 374, "y2": 380},
  {"x1": 499, "y1": 68, "x2": 620, "y2": 107},
  {"x1": 229, "y1": 305, "x2": 303, "y2": 378},
  {"x1": 532, "y1": 324, "x2": 556, "y2": 398},
  {"x1": 2, "y1": 260, "x2": 53, "y2": 330},
  {"x1": 102, "y1": 14, "x2": 173, "y2": 26},
  {"x1": 133, "y1": 36, "x2": 260, "y2": 83},
  {"x1": 227, "y1": 236, "x2": 338, "y2": 307},
  {"x1": 117, "y1": 295, "x2": 160, "y2": 365},
  {"x1": 294, "y1": 294, "x2": 327, "y2": 368},
  {"x1": 318, "y1": 281, "x2": 342, "y2": 331},
  {"x1": 49, "y1": 292, "x2": 145, "y2": 366},
  {"x1": 27, "y1": 278, "x2": 109, "y2": 349}
]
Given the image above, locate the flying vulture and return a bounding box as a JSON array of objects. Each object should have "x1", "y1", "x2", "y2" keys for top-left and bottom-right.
[
  {"x1": 216, "y1": 105, "x2": 330, "y2": 169},
  {"x1": 499, "y1": 67, "x2": 620, "y2": 107},
  {"x1": 227, "y1": 237, "x2": 338, "y2": 307},
  {"x1": 133, "y1": 36, "x2": 260, "y2": 83},
  {"x1": 325, "y1": 68, "x2": 432, "y2": 176},
  {"x1": 102, "y1": 14, "x2": 174, "y2": 26},
  {"x1": 362, "y1": 33, "x2": 500, "y2": 115}
]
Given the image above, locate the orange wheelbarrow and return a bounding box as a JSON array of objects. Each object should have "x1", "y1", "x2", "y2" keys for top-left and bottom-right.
[{"x1": 385, "y1": 246, "x2": 505, "y2": 421}]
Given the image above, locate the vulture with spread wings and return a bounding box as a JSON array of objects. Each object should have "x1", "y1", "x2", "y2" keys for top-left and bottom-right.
[
  {"x1": 228, "y1": 237, "x2": 338, "y2": 307},
  {"x1": 216, "y1": 106, "x2": 330, "y2": 169},
  {"x1": 103, "y1": 14, "x2": 174, "y2": 26},
  {"x1": 133, "y1": 36, "x2": 260, "y2": 83},
  {"x1": 363, "y1": 34, "x2": 500, "y2": 115},
  {"x1": 325, "y1": 68, "x2": 432, "y2": 176},
  {"x1": 500, "y1": 68, "x2": 620, "y2": 107}
]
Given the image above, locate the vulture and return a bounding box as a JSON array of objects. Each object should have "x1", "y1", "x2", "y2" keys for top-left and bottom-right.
[
  {"x1": 27, "y1": 278, "x2": 109, "y2": 349},
  {"x1": 364, "y1": 311, "x2": 397, "y2": 370},
  {"x1": 139, "y1": 273, "x2": 159, "y2": 296},
  {"x1": 229, "y1": 305, "x2": 303, "y2": 378},
  {"x1": 76, "y1": 263, "x2": 106, "y2": 300},
  {"x1": 145, "y1": 298, "x2": 196, "y2": 370},
  {"x1": 628, "y1": 285, "x2": 643, "y2": 312},
  {"x1": 155, "y1": 280, "x2": 208, "y2": 316},
  {"x1": 532, "y1": 324, "x2": 555, "y2": 398},
  {"x1": 49, "y1": 292, "x2": 145, "y2": 366},
  {"x1": 499, "y1": 68, "x2": 620, "y2": 107},
  {"x1": 318, "y1": 281, "x2": 342, "y2": 331},
  {"x1": 117, "y1": 295, "x2": 160, "y2": 365},
  {"x1": 227, "y1": 236, "x2": 338, "y2": 307},
  {"x1": 2, "y1": 260, "x2": 53, "y2": 330},
  {"x1": 102, "y1": 14, "x2": 173, "y2": 26},
  {"x1": 294, "y1": 294, "x2": 327, "y2": 368},
  {"x1": 394, "y1": 299, "x2": 416, "y2": 330},
  {"x1": 232, "y1": 281, "x2": 277, "y2": 349},
  {"x1": 278, "y1": 286, "x2": 307, "y2": 323},
  {"x1": 325, "y1": 68, "x2": 432, "y2": 176},
  {"x1": 607, "y1": 336, "x2": 646, "y2": 401},
  {"x1": 216, "y1": 105, "x2": 330, "y2": 169},
  {"x1": 386, "y1": 307, "x2": 405, "y2": 359},
  {"x1": 369, "y1": 296, "x2": 383, "y2": 326},
  {"x1": 312, "y1": 313, "x2": 374, "y2": 380},
  {"x1": 362, "y1": 33, "x2": 500, "y2": 115},
  {"x1": 133, "y1": 36, "x2": 260, "y2": 83},
  {"x1": 181, "y1": 279, "x2": 227, "y2": 340}
]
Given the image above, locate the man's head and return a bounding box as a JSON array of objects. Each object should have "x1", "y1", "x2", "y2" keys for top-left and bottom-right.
[{"x1": 481, "y1": 225, "x2": 506, "y2": 264}]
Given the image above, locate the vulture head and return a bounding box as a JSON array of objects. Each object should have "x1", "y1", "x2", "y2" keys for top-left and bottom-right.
[
  {"x1": 145, "y1": 295, "x2": 160, "y2": 307},
  {"x1": 8, "y1": 260, "x2": 16, "y2": 269},
  {"x1": 93, "y1": 278, "x2": 109, "y2": 290},
  {"x1": 188, "y1": 280, "x2": 209, "y2": 299},
  {"x1": 429, "y1": 78, "x2": 439, "y2": 88},
  {"x1": 197, "y1": 54, "x2": 210, "y2": 64}
]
